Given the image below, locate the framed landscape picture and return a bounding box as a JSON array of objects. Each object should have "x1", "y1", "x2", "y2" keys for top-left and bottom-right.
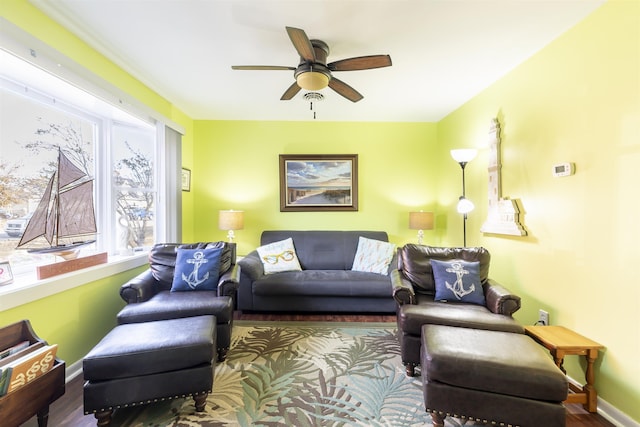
[{"x1": 280, "y1": 154, "x2": 358, "y2": 212}]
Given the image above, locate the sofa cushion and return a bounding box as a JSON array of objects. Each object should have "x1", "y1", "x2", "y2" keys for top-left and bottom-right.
[
  {"x1": 252, "y1": 270, "x2": 392, "y2": 298},
  {"x1": 117, "y1": 291, "x2": 233, "y2": 324},
  {"x1": 256, "y1": 237, "x2": 302, "y2": 274},
  {"x1": 432, "y1": 259, "x2": 485, "y2": 306},
  {"x1": 399, "y1": 295, "x2": 524, "y2": 336},
  {"x1": 398, "y1": 245, "x2": 490, "y2": 295},
  {"x1": 352, "y1": 236, "x2": 396, "y2": 275},
  {"x1": 171, "y1": 247, "x2": 222, "y2": 291}
]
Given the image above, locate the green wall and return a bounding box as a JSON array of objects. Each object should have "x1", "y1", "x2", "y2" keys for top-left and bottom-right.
[
  {"x1": 192, "y1": 120, "x2": 441, "y2": 256},
  {"x1": 437, "y1": 0, "x2": 639, "y2": 420},
  {"x1": 0, "y1": 267, "x2": 146, "y2": 366}
]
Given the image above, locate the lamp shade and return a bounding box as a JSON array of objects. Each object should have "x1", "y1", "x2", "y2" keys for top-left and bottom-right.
[
  {"x1": 450, "y1": 148, "x2": 478, "y2": 163},
  {"x1": 218, "y1": 210, "x2": 244, "y2": 231},
  {"x1": 409, "y1": 211, "x2": 434, "y2": 230}
]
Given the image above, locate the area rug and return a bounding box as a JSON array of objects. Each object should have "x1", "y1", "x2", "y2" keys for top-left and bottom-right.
[{"x1": 110, "y1": 321, "x2": 481, "y2": 427}]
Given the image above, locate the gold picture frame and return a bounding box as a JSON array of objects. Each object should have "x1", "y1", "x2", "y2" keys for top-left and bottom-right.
[
  {"x1": 279, "y1": 154, "x2": 358, "y2": 212},
  {"x1": 181, "y1": 168, "x2": 191, "y2": 192}
]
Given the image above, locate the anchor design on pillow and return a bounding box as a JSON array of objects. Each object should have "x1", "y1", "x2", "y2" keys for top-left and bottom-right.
[
  {"x1": 445, "y1": 262, "x2": 475, "y2": 300},
  {"x1": 182, "y1": 250, "x2": 209, "y2": 289}
]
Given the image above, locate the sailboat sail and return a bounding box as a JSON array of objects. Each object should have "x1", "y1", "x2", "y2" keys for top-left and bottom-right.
[
  {"x1": 18, "y1": 174, "x2": 54, "y2": 246},
  {"x1": 17, "y1": 149, "x2": 97, "y2": 252}
]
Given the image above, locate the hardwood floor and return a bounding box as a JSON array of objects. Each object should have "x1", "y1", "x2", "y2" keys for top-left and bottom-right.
[{"x1": 23, "y1": 312, "x2": 614, "y2": 427}]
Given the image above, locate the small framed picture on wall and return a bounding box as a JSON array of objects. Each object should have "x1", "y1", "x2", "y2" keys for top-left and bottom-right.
[{"x1": 181, "y1": 168, "x2": 191, "y2": 192}]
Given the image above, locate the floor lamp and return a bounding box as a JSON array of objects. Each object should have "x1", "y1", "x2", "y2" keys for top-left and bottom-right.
[{"x1": 450, "y1": 149, "x2": 477, "y2": 247}]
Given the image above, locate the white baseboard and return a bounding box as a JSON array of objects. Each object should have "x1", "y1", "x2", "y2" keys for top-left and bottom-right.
[
  {"x1": 567, "y1": 376, "x2": 638, "y2": 427},
  {"x1": 65, "y1": 358, "x2": 83, "y2": 383}
]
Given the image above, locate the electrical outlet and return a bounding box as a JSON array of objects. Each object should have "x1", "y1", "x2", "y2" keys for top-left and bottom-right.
[{"x1": 538, "y1": 309, "x2": 550, "y2": 326}]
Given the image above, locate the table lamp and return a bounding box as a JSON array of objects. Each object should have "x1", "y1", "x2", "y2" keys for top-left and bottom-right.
[{"x1": 409, "y1": 211, "x2": 434, "y2": 244}]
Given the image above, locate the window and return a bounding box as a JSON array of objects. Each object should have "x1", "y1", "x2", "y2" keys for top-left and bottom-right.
[
  {"x1": 111, "y1": 122, "x2": 157, "y2": 255},
  {"x1": 0, "y1": 48, "x2": 174, "y2": 279}
]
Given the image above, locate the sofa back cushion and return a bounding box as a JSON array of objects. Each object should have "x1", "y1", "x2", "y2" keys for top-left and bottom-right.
[
  {"x1": 398, "y1": 244, "x2": 490, "y2": 295},
  {"x1": 261, "y1": 230, "x2": 389, "y2": 271},
  {"x1": 149, "y1": 241, "x2": 232, "y2": 290}
]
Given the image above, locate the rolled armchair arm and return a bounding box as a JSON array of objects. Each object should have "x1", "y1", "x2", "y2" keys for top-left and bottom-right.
[
  {"x1": 217, "y1": 263, "x2": 241, "y2": 297},
  {"x1": 484, "y1": 278, "x2": 521, "y2": 316},
  {"x1": 120, "y1": 269, "x2": 158, "y2": 303},
  {"x1": 391, "y1": 269, "x2": 415, "y2": 305}
]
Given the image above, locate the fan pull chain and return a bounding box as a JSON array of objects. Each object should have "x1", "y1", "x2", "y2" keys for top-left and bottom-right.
[
  {"x1": 310, "y1": 101, "x2": 317, "y2": 119},
  {"x1": 303, "y1": 92, "x2": 322, "y2": 120}
]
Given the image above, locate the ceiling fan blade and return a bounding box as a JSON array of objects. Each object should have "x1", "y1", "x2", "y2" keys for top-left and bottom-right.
[
  {"x1": 328, "y1": 55, "x2": 392, "y2": 71},
  {"x1": 286, "y1": 27, "x2": 316, "y2": 62},
  {"x1": 280, "y1": 82, "x2": 301, "y2": 100},
  {"x1": 232, "y1": 65, "x2": 296, "y2": 71},
  {"x1": 328, "y1": 78, "x2": 363, "y2": 103}
]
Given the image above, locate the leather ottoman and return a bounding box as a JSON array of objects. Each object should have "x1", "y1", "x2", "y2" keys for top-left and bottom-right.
[
  {"x1": 421, "y1": 324, "x2": 568, "y2": 427},
  {"x1": 83, "y1": 315, "x2": 216, "y2": 426},
  {"x1": 117, "y1": 293, "x2": 233, "y2": 361}
]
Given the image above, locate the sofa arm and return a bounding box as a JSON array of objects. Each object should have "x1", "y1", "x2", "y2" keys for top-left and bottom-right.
[
  {"x1": 484, "y1": 278, "x2": 521, "y2": 316},
  {"x1": 237, "y1": 251, "x2": 264, "y2": 281},
  {"x1": 120, "y1": 269, "x2": 158, "y2": 303},
  {"x1": 218, "y1": 263, "x2": 241, "y2": 297},
  {"x1": 391, "y1": 269, "x2": 415, "y2": 305}
]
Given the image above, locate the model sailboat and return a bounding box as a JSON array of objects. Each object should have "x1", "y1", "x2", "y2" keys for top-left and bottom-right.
[{"x1": 17, "y1": 149, "x2": 97, "y2": 260}]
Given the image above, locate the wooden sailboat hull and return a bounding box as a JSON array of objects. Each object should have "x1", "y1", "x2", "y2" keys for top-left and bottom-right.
[{"x1": 26, "y1": 240, "x2": 96, "y2": 255}]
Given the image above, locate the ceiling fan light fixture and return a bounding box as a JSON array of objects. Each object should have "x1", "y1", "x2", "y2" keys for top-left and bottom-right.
[{"x1": 296, "y1": 71, "x2": 329, "y2": 91}]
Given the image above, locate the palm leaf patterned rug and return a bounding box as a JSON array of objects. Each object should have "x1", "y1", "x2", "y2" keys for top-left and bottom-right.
[{"x1": 110, "y1": 321, "x2": 480, "y2": 426}]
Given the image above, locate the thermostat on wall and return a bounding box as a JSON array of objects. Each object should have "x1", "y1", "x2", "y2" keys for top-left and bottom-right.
[{"x1": 552, "y1": 162, "x2": 575, "y2": 177}]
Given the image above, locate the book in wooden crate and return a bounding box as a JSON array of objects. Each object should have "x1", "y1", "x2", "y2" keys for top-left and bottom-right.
[
  {"x1": 0, "y1": 341, "x2": 29, "y2": 360},
  {"x1": 0, "y1": 344, "x2": 58, "y2": 396}
]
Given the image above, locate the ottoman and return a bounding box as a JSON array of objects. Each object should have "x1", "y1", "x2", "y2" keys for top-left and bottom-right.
[
  {"x1": 421, "y1": 324, "x2": 568, "y2": 427},
  {"x1": 83, "y1": 315, "x2": 216, "y2": 426},
  {"x1": 117, "y1": 293, "x2": 234, "y2": 361}
]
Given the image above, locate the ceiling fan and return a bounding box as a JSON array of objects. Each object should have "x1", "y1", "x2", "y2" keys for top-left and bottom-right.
[{"x1": 231, "y1": 27, "x2": 392, "y2": 103}]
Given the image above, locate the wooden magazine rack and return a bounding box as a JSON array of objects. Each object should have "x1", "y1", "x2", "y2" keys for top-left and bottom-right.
[{"x1": 0, "y1": 320, "x2": 65, "y2": 427}]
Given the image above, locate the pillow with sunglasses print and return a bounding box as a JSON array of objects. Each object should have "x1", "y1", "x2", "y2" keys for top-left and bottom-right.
[{"x1": 256, "y1": 237, "x2": 302, "y2": 274}]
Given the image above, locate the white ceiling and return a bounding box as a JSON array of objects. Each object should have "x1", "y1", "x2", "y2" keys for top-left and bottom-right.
[{"x1": 32, "y1": 0, "x2": 605, "y2": 122}]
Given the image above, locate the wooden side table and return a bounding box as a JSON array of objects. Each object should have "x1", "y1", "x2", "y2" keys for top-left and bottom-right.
[{"x1": 524, "y1": 325, "x2": 604, "y2": 413}]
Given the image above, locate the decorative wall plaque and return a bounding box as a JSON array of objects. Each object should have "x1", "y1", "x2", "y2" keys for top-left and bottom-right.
[{"x1": 481, "y1": 118, "x2": 527, "y2": 236}]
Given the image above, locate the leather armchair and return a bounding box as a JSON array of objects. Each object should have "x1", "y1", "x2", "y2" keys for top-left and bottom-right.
[
  {"x1": 392, "y1": 244, "x2": 524, "y2": 376},
  {"x1": 117, "y1": 242, "x2": 240, "y2": 361}
]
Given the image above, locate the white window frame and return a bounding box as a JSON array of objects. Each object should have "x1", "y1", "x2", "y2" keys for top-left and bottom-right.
[{"x1": 0, "y1": 18, "x2": 183, "y2": 311}]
